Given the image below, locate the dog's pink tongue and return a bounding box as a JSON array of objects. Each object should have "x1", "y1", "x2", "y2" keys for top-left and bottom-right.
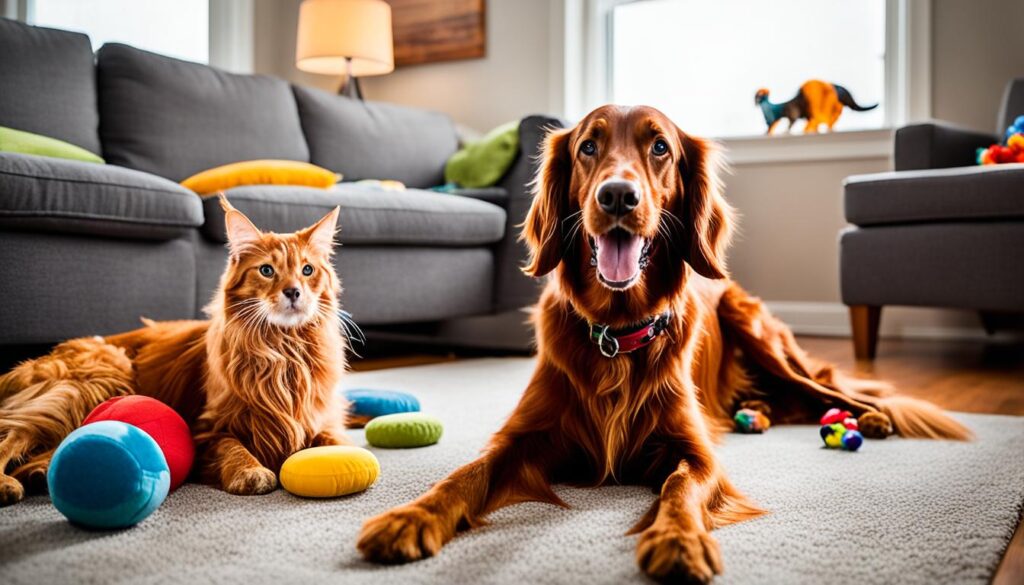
[{"x1": 596, "y1": 231, "x2": 644, "y2": 283}]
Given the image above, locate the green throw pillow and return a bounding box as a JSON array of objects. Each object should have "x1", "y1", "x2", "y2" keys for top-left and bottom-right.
[
  {"x1": 444, "y1": 121, "x2": 519, "y2": 188},
  {"x1": 0, "y1": 126, "x2": 104, "y2": 163}
]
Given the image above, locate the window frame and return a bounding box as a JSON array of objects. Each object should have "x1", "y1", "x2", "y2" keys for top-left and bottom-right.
[
  {"x1": 4, "y1": 0, "x2": 254, "y2": 73},
  {"x1": 560, "y1": 0, "x2": 932, "y2": 164}
]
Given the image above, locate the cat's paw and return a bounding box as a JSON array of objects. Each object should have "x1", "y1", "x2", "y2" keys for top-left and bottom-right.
[
  {"x1": 224, "y1": 466, "x2": 277, "y2": 495},
  {"x1": 858, "y1": 411, "x2": 894, "y2": 439},
  {"x1": 0, "y1": 475, "x2": 25, "y2": 507}
]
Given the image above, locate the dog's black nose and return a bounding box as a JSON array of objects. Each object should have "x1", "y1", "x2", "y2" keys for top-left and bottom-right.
[
  {"x1": 283, "y1": 288, "x2": 301, "y2": 301},
  {"x1": 596, "y1": 181, "x2": 640, "y2": 216}
]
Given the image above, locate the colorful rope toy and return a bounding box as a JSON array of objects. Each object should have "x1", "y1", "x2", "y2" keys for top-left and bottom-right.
[
  {"x1": 819, "y1": 408, "x2": 863, "y2": 451},
  {"x1": 733, "y1": 408, "x2": 771, "y2": 434}
]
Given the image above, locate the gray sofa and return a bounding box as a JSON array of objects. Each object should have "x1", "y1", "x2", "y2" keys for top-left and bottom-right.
[
  {"x1": 0, "y1": 18, "x2": 560, "y2": 353},
  {"x1": 840, "y1": 78, "x2": 1024, "y2": 359}
]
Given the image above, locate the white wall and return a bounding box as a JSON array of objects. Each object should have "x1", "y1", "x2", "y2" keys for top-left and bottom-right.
[
  {"x1": 254, "y1": 0, "x2": 560, "y2": 133},
  {"x1": 253, "y1": 0, "x2": 1024, "y2": 339}
]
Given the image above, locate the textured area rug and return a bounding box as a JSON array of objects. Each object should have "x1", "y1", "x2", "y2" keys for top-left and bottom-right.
[{"x1": 1, "y1": 358, "x2": 1022, "y2": 585}]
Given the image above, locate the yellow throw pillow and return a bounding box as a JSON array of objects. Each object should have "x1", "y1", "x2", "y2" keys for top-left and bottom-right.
[{"x1": 180, "y1": 160, "x2": 339, "y2": 194}]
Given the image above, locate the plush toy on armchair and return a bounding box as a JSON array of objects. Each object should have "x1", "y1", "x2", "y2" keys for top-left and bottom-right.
[{"x1": 977, "y1": 115, "x2": 1024, "y2": 165}]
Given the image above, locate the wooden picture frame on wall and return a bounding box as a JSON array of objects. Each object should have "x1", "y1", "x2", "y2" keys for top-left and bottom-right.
[{"x1": 385, "y1": 0, "x2": 486, "y2": 67}]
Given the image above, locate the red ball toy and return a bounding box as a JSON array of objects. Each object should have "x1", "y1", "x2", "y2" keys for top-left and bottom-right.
[{"x1": 83, "y1": 396, "x2": 194, "y2": 490}]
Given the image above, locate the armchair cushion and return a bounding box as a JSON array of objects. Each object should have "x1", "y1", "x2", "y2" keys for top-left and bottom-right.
[{"x1": 844, "y1": 164, "x2": 1024, "y2": 227}]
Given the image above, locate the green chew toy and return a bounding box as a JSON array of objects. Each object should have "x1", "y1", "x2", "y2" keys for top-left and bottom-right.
[{"x1": 364, "y1": 412, "x2": 443, "y2": 448}]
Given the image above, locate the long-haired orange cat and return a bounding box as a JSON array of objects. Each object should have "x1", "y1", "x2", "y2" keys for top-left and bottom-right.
[{"x1": 0, "y1": 197, "x2": 350, "y2": 504}]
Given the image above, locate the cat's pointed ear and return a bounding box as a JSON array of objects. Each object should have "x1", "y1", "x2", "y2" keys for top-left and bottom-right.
[
  {"x1": 301, "y1": 206, "x2": 340, "y2": 256},
  {"x1": 219, "y1": 194, "x2": 262, "y2": 256}
]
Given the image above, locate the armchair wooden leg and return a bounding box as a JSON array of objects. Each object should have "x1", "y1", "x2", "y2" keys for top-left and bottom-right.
[{"x1": 849, "y1": 305, "x2": 881, "y2": 361}]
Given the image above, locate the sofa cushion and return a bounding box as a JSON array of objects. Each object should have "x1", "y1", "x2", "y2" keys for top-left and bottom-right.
[
  {"x1": 443, "y1": 187, "x2": 509, "y2": 207},
  {"x1": 202, "y1": 185, "x2": 505, "y2": 247},
  {"x1": 0, "y1": 18, "x2": 101, "y2": 155},
  {"x1": 292, "y1": 86, "x2": 458, "y2": 189},
  {"x1": 844, "y1": 164, "x2": 1024, "y2": 227},
  {"x1": 0, "y1": 152, "x2": 203, "y2": 240},
  {"x1": 97, "y1": 43, "x2": 310, "y2": 182}
]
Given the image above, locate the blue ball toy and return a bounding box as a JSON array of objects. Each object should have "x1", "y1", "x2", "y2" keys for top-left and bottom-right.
[
  {"x1": 344, "y1": 389, "x2": 420, "y2": 420},
  {"x1": 841, "y1": 429, "x2": 864, "y2": 451},
  {"x1": 48, "y1": 421, "x2": 170, "y2": 529}
]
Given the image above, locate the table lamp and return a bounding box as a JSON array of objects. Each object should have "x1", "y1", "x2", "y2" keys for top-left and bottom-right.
[{"x1": 295, "y1": 0, "x2": 394, "y2": 99}]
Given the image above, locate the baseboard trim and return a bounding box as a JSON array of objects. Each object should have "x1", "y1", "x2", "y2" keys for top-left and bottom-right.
[{"x1": 764, "y1": 301, "x2": 1014, "y2": 342}]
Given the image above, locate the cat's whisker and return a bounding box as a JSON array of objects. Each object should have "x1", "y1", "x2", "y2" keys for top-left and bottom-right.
[{"x1": 338, "y1": 309, "x2": 366, "y2": 344}]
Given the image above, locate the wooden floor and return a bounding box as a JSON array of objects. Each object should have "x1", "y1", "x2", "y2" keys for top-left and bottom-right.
[{"x1": 351, "y1": 335, "x2": 1024, "y2": 584}]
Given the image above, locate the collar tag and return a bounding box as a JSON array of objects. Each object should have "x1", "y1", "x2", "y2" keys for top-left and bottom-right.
[
  {"x1": 589, "y1": 311, "x2": 671, "y2": 358},
  {"x1": 590, "y1": 323, "x2": 620, "y2": 358}
]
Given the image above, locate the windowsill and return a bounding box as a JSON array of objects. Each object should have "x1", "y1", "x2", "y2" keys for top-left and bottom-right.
[{"x1": 717, "y1": 128, "x2": 895, "y2": 166}]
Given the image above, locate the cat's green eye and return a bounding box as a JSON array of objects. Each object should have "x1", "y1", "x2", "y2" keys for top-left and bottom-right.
[
  {"x1": 302, "y1": 264, "x2": 314, "y2": 276},
  {"x1": 258, "y1": 264, "x2": 275, "y2": 277}
]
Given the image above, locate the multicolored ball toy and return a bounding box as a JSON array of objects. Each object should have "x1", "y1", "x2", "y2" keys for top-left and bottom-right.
[
  {"x1": 733, "y1": 408, "x2": 771, "y2": 434},
  {"x1": 819, "y1": 408, "x2": 863, "y2": 451}
]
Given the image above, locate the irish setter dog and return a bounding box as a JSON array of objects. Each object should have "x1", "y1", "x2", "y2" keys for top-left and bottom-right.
[{"x1": 357, "y1": 106, "x2": 969, "y2": 582}]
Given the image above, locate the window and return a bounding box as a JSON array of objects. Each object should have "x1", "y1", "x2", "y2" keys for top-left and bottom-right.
[
  {"x1": 567, "y1": 0, "x2": 930, "y2": 156},
  {"x1": 611, "y1": 0, "x2": 886, "y2": 138},
  {"x1": 29, "y1": 0, "x2": 209, "y2": 63}
]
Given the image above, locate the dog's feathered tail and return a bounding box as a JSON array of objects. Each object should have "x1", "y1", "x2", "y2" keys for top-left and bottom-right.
[
  {"x1": 717, "y1": 283, "x2": 971, "y2": 440},
  {"x1": 0, "y1": 337, "x2": 135, "y2": 489},
  {"x1": 874, "y1": 396, "x2": 972, "y2": 440}
]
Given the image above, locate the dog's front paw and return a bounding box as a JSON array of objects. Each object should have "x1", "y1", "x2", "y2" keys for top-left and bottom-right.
[
  {"x1": 357, "y1": 504, "x2": 447, "y2": 564},
  {"x1": 224, "y1": 465, "x2": 277, "y2": 495},
  {"x1": 636, "y1": 524, "x2": 723, "y2": 584},
  {"x1": 0, "y1": 475, "x2": 24, "y2": 507},
  {"x1": 858, "y1": 411, "x2": 893, "y2": 439}
]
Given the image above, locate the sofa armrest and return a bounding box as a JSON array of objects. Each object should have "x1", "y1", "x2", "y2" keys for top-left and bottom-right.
[
  {"x1": 492, "y1": 115, "x2": 567, "y2": 312},
  {"x1": 894, "y1": 122, "x2": 998, "y2": 171}
]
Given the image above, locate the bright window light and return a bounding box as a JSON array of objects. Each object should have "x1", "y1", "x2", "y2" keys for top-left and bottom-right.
[
  {"x1": 611, "y1": 0, "x2": 886, "y2": 138},
  {"x1": 31, "y1": 0, "x2": 209, "y2": 63}
]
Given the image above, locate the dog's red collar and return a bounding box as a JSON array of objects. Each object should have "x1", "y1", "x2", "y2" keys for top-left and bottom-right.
[{"x1": 589, "y1": 311, "x2": 672, "y2": 358}]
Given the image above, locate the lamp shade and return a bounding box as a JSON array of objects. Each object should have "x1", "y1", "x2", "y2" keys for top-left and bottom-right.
[{"x1": 296, "y1": 0, "x2": 394, "y2": 77}]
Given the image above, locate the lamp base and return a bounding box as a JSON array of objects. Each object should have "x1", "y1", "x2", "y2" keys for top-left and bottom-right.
[{"x1": 339, "y1": 76, "x2": 363, "y2": 100}]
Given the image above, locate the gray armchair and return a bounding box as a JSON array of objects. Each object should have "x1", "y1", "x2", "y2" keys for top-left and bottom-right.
[{"x1": 840, "y1": 78, "x2": 1024, "y2": 359}]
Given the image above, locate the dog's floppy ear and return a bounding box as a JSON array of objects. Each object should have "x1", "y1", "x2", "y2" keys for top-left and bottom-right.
[
  {"x1": 674, "y1": 129, "x2": 734, "y2": 279},
  {"x1": 521, "y1": 127, "x2": 573, "y2": 277}
]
